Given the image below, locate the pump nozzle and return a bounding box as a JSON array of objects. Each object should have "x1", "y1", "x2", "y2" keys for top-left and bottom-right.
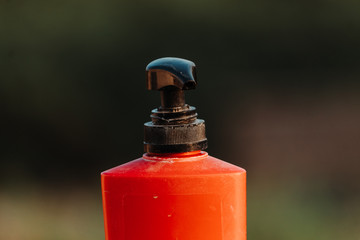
[
  {"x1": 144, "y1": 57, "x2": 207, "y2": 153},
  {"x1": 146, "y1": 57, "x2": 197, "y2": 109}
]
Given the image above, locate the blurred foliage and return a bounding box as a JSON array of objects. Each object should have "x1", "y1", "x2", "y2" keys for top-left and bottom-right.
[
  {"x1": 0, "y1": 186, "x2": 103, "y2": 240},
  {"x1": 1, "y1": 0, "x2": 360, "y2": 239}
]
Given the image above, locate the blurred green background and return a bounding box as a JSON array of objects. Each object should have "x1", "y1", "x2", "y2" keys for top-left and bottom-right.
[{"x1": 1, "y1": 0, "x2": 360, "y2": 239}]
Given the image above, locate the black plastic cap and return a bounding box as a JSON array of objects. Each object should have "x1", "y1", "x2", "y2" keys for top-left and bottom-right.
[{"x1": 144, "y1": 57, "x2": 207, "y2": 153}]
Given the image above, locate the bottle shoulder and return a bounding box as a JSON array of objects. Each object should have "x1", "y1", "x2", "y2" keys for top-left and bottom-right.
[{"x1": 101, "y1": 154, "x2": 246, "y2": 178}]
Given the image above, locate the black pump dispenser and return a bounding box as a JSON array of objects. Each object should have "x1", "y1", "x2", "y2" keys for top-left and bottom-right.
[{"x1": 144, "y1": 57, "x2": 208, "y2": 153}]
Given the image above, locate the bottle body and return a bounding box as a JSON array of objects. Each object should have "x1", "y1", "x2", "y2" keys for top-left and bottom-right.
[{"x1": 101, "y1": 151, "x2": 246, "y2": 240}]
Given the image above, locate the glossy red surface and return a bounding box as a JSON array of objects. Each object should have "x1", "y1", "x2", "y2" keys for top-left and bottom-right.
[{"x1": 101, "y1": 151, "x2": 246, "y2": 240}]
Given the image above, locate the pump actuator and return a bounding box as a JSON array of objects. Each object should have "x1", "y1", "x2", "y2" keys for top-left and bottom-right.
[{"x1": 144, "y1": 57, "x2": 208, "y2": 153}]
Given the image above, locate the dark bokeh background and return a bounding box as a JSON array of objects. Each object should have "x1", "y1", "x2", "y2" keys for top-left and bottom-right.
[{"x1": 1, "y1": 0, "x2": 360, "y2": 239}]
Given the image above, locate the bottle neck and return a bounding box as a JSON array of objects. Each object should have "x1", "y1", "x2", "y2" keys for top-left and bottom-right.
[{"x1": 142, "y1": 151, "x2": 208, "y2": 161}]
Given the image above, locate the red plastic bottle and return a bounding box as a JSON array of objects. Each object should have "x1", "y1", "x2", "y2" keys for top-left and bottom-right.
[{"x1": 101, "y1": 57, "x2": 246, "y2": 240}]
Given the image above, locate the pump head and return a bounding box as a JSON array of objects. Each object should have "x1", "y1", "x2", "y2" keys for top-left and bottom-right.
[
  {"x1": 144, "y1": 57, "x2": 207, "y2": 153},
  {"x1": 146, "y1": 57, "x2": 197, "y2": 109}
]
